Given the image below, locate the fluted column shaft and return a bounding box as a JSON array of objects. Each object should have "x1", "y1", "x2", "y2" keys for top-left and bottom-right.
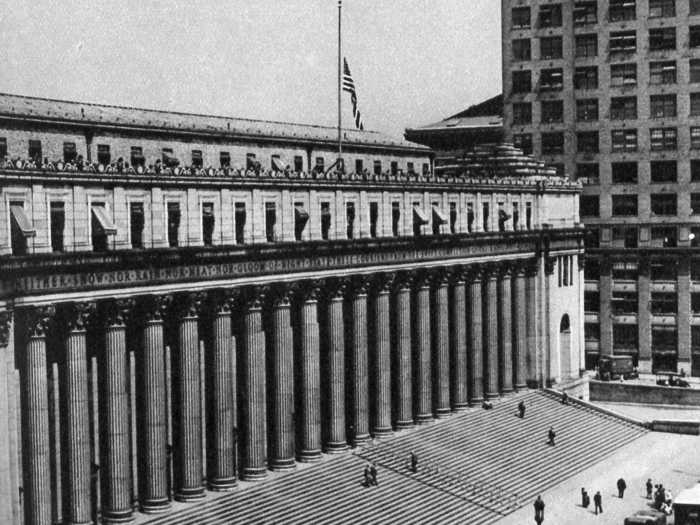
[
  {"x1": 325, "y1": 285, "x2": 348, "y2": 452},
  {"x1": 63, "y1": 304, "x2": 93, "y2": 525},
  {"x1": 241, "y1": 293, "x2": 267, "y2": 480},
  {"x1": 173, "y1": 295, "x2": 204, "y2": 501},
  {"x1": 349, "y1": 283, "x2": 370, "y2": 445},
  {"x1": 450, "y1": 276, "x2": 469, "y2": 410},
  {"x1": 514, "y1": 270, "x2": 528, "y2": 390},
  {"x1": 485, "y1": 271, "x2": 500, "y2": 398},
  {"x1": 499, "y1": 269, "x2": 514, "y2": 394},
  {"x1": 102, "y1": 301, "x2": 133, "y2": 523},
  {"x1": 433, "y1": 276, "x2": 451, "y2": 417},
  {"x1": 298, "y1": 287, "x2": 321, "y2": 462},
  {"x1": 269, "y1": 291, "x2": 295, "y2": 469},
  {"x1": 140, "y1": 297, "x2": 170, "y2": 513},
  {"x1": 22, "y1": 308, "x2": 54, "y2": 525},
  {"x1": 414, "y1": 277, "x2": 432, "y2": 422},
  {"x1": 372, "y1": 279, "x2": 392, "y2": 436},
  {"x1": 209, "y1": 294, "x2": 237, "y2": 488},
  {"x1": 394, "y1": 280, "x2": 413, "y2": 428},
  {"x1": 468, "y1": 275, "x2": 484, "y2": 403}
]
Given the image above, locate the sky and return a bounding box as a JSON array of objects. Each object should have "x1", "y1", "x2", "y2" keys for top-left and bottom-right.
[{"x1": 0, "y1": 0, "x2": 502, "y2": 140}]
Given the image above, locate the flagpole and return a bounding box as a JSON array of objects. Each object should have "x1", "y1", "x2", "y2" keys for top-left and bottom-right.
[{"x1": 337, "y1": 0, "x2": 343, "y2": 171}]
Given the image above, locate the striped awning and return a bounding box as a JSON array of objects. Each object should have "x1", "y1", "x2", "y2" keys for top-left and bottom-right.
[
  {"x1": 413, "y1": 206, "x2": 429, "y2": 225},
  {"x1": 272, "y1": 156, "x2": 286, "y2": 171},
  {"x1": 432, "y1": 206, "x2": 448, "y2": 225},
  {"x1": 10, "y1": 205, "x2": 36, "y2": 237},
  {"x1": 295, "y1": 204, "x2": 309, "y2": 225},
  {"x1": 91, "y1": 205, "x2": 117, "y2": 235}
]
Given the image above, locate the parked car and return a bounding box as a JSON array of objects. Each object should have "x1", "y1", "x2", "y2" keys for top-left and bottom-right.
[
  {"x1": 656, "y1": 372, "x2": 690, "y2": 388},
  {"x1": 598, "y1": 355, "x2": 638, "y2": 381},
  {"x1": 624, "y1": 508, "x2": 666, "y2": 525}
]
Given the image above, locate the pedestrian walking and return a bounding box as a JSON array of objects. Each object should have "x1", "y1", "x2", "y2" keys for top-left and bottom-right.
[
  {"x1": 533, "y1": 495, "x2": 545, "y2": 524},
  {"x1": 547, "y1": 426, "x2": 556, "y2": 446},
  {"x1": 370, "y1": 462, "x2": 378, "y2": 486},
  {"x1": 409, "y1": 451, "x2": 418, "y2": 473},
  {"x1": 561, "y1": 392, "x2": 569, "y2": 405},
  {"x1": 363, "y1": 463, "x2": 371, "y2": 487},
  {"x1": 646, "y1": 478, "x2": 653, "y2": 499},
  {"x1": 581, "y1": 488, "x2": 590, "y2": 508},
  {"x1": 518, "y1": 400, "x2": 526, "y2": 418},
  {"x1": 593, "y1": 491, "x2": 603, "y2": 515},
  {"x1": 617, "y1": 477, "x2": 627, "y2": 498}
]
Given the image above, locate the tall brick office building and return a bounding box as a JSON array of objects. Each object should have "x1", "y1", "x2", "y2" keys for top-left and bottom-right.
[{"x1": 502, "y1": 0, "x2": 700, "y2": 375}]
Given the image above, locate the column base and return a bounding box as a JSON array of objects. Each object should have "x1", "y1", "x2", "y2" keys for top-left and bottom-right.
[
  {"x1": 452, "y1": 402, "x2": 470, "y2": 412},
  {"x1": 269, "y1": 458, "x2": 296, "y2": 471},
  {"x1": 69, "y1": 519, "x2": 97, "y2": 525},
  {"x1": 241, "y1": 468, "x2": 268, "y2": 481},
  {"x1": 500, "y1": 387, "x2": 515, "y2": 395},
  {"x1": 352, "y1": 433, "x2": 371, "y2": 447},
  {"x1": 514, "y1": 383, "x2": 528, "y2": 392},
  {"x1": 435, "y1": 408, "x2": 451, "y2": 419},
  {"x1": 102, "y1": 510, "x2": 135, "y2": 524},
  {"x1": 297, "y1": 449, "x2": 322, "y2": 463},
  {"x1": 208, "y1": 476, "x2": 238, "y2": 491},
  {"x1": 415, "y1": 413, "x2": 433, "y2": 424},
  {"x1": 485, "y1": 391, "x2": 500, "y2": 400},
  {"x1": 395, "y1": 419, "x2": 414, "y2": 430},
  {"x1": 140, "y1": 498, "x2": 171, "y2": 514},
  {"x1": 324, "y1": 441, "x2": 349, "y2": 454},
  {"x1": 372, "y1": 426, "x2": 393, "y2": 437},
  {"x1": 469, "y1": 396, "x2": 484, "y2": 406},
  {"x1": 174, "y1": 486, "x2": 206, "y2": 502}
]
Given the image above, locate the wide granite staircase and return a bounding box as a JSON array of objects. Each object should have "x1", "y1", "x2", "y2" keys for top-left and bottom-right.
[{"x1": 141, "y1": 391, "x2": 647, "y2": 525}]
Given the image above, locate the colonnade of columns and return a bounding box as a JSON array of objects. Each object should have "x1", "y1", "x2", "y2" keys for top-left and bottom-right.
[{"x1": 14, "y1": 259, "x2": 538, "y2": 524}]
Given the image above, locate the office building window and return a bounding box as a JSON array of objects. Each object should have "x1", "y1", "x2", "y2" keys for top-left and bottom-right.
[
  {"x1": 373, "y1": 160, "x2": 382, "y2": 175},
  {"x1": 649, "y1": 128, "x2": 677, "y2": 150},
  {"x1": 525, "y1": 202, "x2": 532, "y2": 229},
  {"x1": 369, "y1": 202, "x2": 379, "y2": 238},
  {"x1": 320, "y1": 202, "x2": 331, "y2": 240},
  {"x1": 191, "y1": 150, "x2": 203, "y2": 168},
  {"x1": 612, "y1": 162, "x2": 638, "y2": 183},
  {"x1": 693, "y1": 0, "x2": 700, "y2": 15},
  {"x1": 610, "y1": 63, "x2": 637, "y2": 86},
  {"x1": 651, "y1": 292, "x2": 678, "y2": 315},
  {"x1": 585, "y1": 227, "x2": 600, "y2": 249},
  {"x1": 97, "y1": 144, "x2": 111, "y2": 165},
  {"x1": 512, "y1": 103, "x2": 532, "y2": 125},
  {"x1": 265, "y1": 202, "x2": 277, "y2": 242},
  {"x1": 574, "y1": 67, "x2": 598, "y2": 89},
  {"x1": 539, "y1": 69, "x2": 563, "y2": 90},
  {"x1": 512, "y1": 39, "x2": 531, "y2": 61},
  {"x1": 353, "y1": 159, "x2": 363, "y2": 174},
  {"x1": 513, "y1": 133, "x2": 533, "y2": 155},
  {"x1": 650, "y1": 160, "x2": 677, "y2": 183},
  {"x1": 613, "y1": 325, "x2": 639, "y2": 350},
  {"x1": 574, "y1": 2, "x2": 597, "y2": 25},
  {"x1": 693, "y1": 159, "x2": 700, "y2": 181},
  {"x1": 390, "y1": 161, "x2": 398, "y2": 175},
  {"x1": 611, "y1": 129, "x2": 638, "y2": 152},
  {"x1": 580, "y1": 195, "x2": 599, "y2": 216},
  {"x1": 50, "y1": 201, "x2": 65, "y2": 252},
  {"x1": 575, "y1": 34, "x2": 597, "y2": 58},
  {"x1": 650, "y1": 61, "x2": 677, "y2": 84},
  {"x1": 651, "y1": 228, "x2": 677, "y2": 249},
  {"x1": 131, "y1": 146, "x2": 145, "y2": 168},
  {"x1": 315, "y1": 157, "x2": 325, "y2": 173},
  {"x1": 201, "y1": 202, "x2": 214, "y2": 246},
  {"x1": 62, "y1": 142, "x2": 77, "y2": 163},
  {"x1": 541, "y1": 132, "x2": 564, "y2": 154},
  {"x1": 691, "y1": 26, "x2": 700, "y2": 48},
  {"x1": 577, "y1": 163, "x2": 599, "y2": 183},
  {"x1": 692, "y1": 128, "x2": 700, "y2": 150},
  {"x1": 612, "y1": 226, "x2": 638, "y2": 249},
  {"x1": 649, "y1": 27, "x2": 676, "y2": 50},
  {"x1": 512, "y1": 70, "x2": 531, "y2": 93},
  {"x1": 512, "y1": 6, "x2": 530, "y2": 28},
  {"x1": 541, "y1": 100, "x2": 563, "y2": 123},
  {"x1": 691, "y1": 93, "x2": 700, "y2": 116},
  {"x1": 649, "y1": 0, "x2": 675, "y2": 18},
  {"x1": 691, "y1": 193, "x2": 700, "y2": 215},
  {"x1": 130, "y1": 202, "x2": 145, "y2": 248},
  {"x1": 609, "y1": 0, "x2": 636, "y2": 21},
  {"x1": 28, "y1": 140, "x2": 42, "y2": 162},
  {"x1": 612, "y1": 289, "x2": 639, "y2": 314},
  {"x1": 167, "y1": 202, "x2": 180, "y2": 247},
  {"x1": 612, "y1": 194, "x2": 638, "y2": 216},
  {"x1": 651, "y1": 193, "x2": 677, "y2": 215},
  {"x1": 346, "y1": 202, "x2": 356, "y2": 239},
  {"x1": 219, "y1": 151, "x2": 231, "y2": 168},
  {"x1": 576, "y1": 99, "x2": 599, "y2": 121},
  {"x1": 294, "y1": 155, "x2": 303, "y2": 172},
  {"x1": 577, "y1": 131, "x2": 599, "y2": 153},
  {"x1": 691, "y1": 60, "x2": 700, "y2": 84},
  {"x1": 584, "y1": 291, "x2": 600, "y2": 313},
  {"x1": 610, "y1": 97, "x2": 637, "y2": 120},
  {"x1": 540, "y1": 38, "x2": 563, "y2": 59},
  {"x1": 650, "y1": 94, "x2": 676, "y2": 118},
  {"x1": 609, "y1": 31, "x2": 636, "y2": 53},
  {"x1": 234, "y1": 202, "x2": 246, "y2": 244},
  {"x1": 391, "y1": 202, "x2": 401, "y2": 236},
  {"x1": 538, "y1": 4, "x2": 562, "y2": 27}
]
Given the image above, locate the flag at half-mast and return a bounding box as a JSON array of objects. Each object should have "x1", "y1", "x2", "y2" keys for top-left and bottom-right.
[{"x1": 342, "y1": 58, "x2": 365, "y2": 131}]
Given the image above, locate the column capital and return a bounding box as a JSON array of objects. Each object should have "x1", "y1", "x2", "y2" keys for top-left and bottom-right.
[
  {"x1": 464, "y1": 264, "x2": 485, "y2": 283},
  {"x1": 268, "y1": 284, "x2": 293, "y2": 308},
  {"x1": 481, "y1": 263, "x2": 501, "y2": 280},
  {"x1": 22, "y1": 305, "x2": 56, "y2": 338},
  {"x1": 496, "y1": 261, "x2": 515, "y2": 277},
  {"x1": 209, "y1": 289, "x2": 239, "y2": 315},
  {"x1": 324, "y1": 278, "x2": 348, "y2": 301},
  {"x1": 544, "y1": 256, "x2": 556, "y2": 276},
  {"x1": 172, "y1": 292, "x2": 206, "y2": 319},
  {"x1": 0, "y1": 310, "x2": 11, "y2": 347},
  {"x1": 392, "y1": 271, "x2": 414, "y2": 291},
  {"x1": 243, "y1": 286, "x2": 268, "y2": 311},
  {"x1": 348, "y1": 275, "x2": 371, "y2": 297},
  {"x1": 372, "y1": 272, "x2": 395, "y2": 294},
  {"x1": 411, "y1": 270, "x2": 432, "y2": 289},
  {"x1": 295, "y1": 280, "x2": 323, "y2": 303},
  {"x1": 449, "y1": 266, "x2": 468, "y2": 284},
  {"x1": 101, "y1": 299, "x2": 134, "y2": 327},
  {"x1": 430, "y1": 268, "x2": 451, "y2": 287},
  {"x1": 140, "y1": 294, "x2": 173, "y2": 322},
  {"x1": 62, "y1": 302, "x2": 97, "y2": 332},
  {"x1": 524, "y1": 259, "x2": 539, "y2": 277}
]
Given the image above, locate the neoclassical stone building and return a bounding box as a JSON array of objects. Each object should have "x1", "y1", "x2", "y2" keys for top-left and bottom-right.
[{"x1": 0, "y1": 95, "x2": 583, "y2": 524}]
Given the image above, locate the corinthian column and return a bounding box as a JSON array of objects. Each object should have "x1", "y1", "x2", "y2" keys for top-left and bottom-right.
[
  {"x1": 171, "y1": 293, "x2": 205, "y2": 501},
  {"x1": 62, "y1": 302, "x2": 95, "y2": 525},
  {"x1": 139, "y1": 295, "x2": 171, "y2": 513},
  {"x1": 450, "y1": 268, "x2": 469, "y2": 410},
  {"x1": 468, "y1": 268, "x2": 484, "y2": 403},
  {"x1": 240, "y1": 288, "x2": 268, "y2": 481},
  {"x1": 432, "y1": 271, "x2": 451, "y2": 418},
  {"x1": 393, "y1": 273, "x2": 413, "y2": 428},
  {"x1": 101, "y1": 299, "x2": 134, "y2": 523},
  {"x1": 296, "y1": 281, "x2": 322, "y2": 462},
  {"x1": 513, "y1": 264, "x2": 528, "y2": 390},
  {"x1": 498, "y1": 264, "x2": 514, "y2": 394},
  {"x1": 268, "y1": 286, "x2": 295, "y2": 470},
  {"x1": 21, "y1": 306, "x2": 55, "y2": 525},
  {"x1": 484, "y1": 266, "x2": 500, "y2": 398},
  {"x1": 371, "y1": 273, "x2": 393, "y2": 436},
  {"x1": 324, "y1": 279, "x2": 348, "y2": 452},
  {"x1": 414, "y1": 272, "x2": 433, "y2": 423},
  {"x1": 208, "y1": 291, "x2": 238, "y2": 488},
  {"x1": 349, "y1": 277, "x2": 370, "y2": 445}
]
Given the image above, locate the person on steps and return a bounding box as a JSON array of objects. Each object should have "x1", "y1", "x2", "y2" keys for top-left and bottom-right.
[
  {"x1": 482, "y1": 400, "x2": 493, "y2": 410},
  {"x1": 617, "y1": 477, "x2": 627, "y2": 498},
  {"x1": 363, "y1": 463, "x2": 372, "y2": 487},
  {"x1": 533, "y1": 495, "x2": 545, "y2": 524},
  {"x1": 548, "y1": 426, "x2": 556, "y2": 446},
  {"x1": 370, "y1": 462, "x2": 378, "y2": 486},
  {"x1": 581, "y1": 488, "x2": 590, "y2": 508},
  {"x1": 409, "y1": 451, "x2": 418, "y2": 473},
  {"x1": 593, "y1": 491, "x2": 603, "y2": 514},
  {"x1": 646, "y1": 478, "x2": 653, "y2": 499},
  {"x1": 518, "y1": 400, "x2": 526, "y2": 418},
  {"x1": 561, "y1": 392, "x2": 569, "y2": 405}
]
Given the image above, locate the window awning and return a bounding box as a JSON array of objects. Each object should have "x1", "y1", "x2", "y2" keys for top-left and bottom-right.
[
  {"x1": 432, "y1": 206, "x2": 448, "y2": 225},
  {"x1": 272, "y1": 156, "x2": 286, "y2": 171},
  {"x1": 91, "y1": 205, "x2": 117, "y2": 235},
  {"x1": 295, "y1": 205, "x2": 309, "y2": 225},
  {"x1": 10, "y1": 205, "x2": 36, "y2": 237},
  {"x1": 499, "y1": 209, "x2": 512, "y2": 222},
  {"x1": 413, "y1": 206, "x2": 429, "y2": 225}
]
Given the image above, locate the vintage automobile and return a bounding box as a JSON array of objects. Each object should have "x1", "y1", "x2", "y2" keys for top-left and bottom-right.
[
  {"x1": 623, "y1": 508, "x2": 667, "y2": 525},
  {"x1": 656, "y1": 372, "x2": 690, "y2": 388},
  {"x1": 597, "y1": 355, "x2": 638, "y2": 381},
  {"x1": 674, "y1": 484, "x2": 700, "y2": 524}
]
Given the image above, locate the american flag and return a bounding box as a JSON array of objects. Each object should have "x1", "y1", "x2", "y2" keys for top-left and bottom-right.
[{"x1": 342, "y1": 58, "x2": 365, "y2": 131}]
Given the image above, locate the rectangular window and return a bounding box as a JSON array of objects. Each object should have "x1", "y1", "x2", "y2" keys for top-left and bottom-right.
[
  {"x1": 422, "y1": 163, "x2": 429, "y2": 175},
  {"x1": 449, "y1": 202, "x2": 457, "y2": 234},
  {"x1": 512, "y1": 70, "x2": 532, "y2": 93},
  {"x1": 538, "y1": 4, "x2": 562, "y2": 27},
  {"x1": 650, "y1": 94, "x2": 676, "y2": 118},
  {"x1": 512, "y1": 39, "x2": 531, "y2": 61},
  {"x1": 167, "y1": 202, "x2": 180, "y2": 247},
  {"x1": 131, "y1": 146, "x2": 144, "y2": 168},
  {"x1": 577, "y1": 131, "x2": 599, "y2": 153},
  {"x1": 580, "y1": 195, "x2": 600, "y2": 216},
  {"x1": 512, "y1": 202, "x2": 519, "y2": 230},
  {"x1": 574, "y1": 2, "x2": 597, "y2": 25},
  {"x1": 50, "y1": 201, "x2": 65, "y2": 252},
  {"x1": 391, "y1": 202, "x2": 401, "y2": 236},
  {"x1": 246, "y1": 153, "x2": 257, "y2": 171},
  {"x1": 651, "y1": 193, "x2": 677, "y2": 215},
  {"x1": 97, "y1": 144, "x2": 111, "y2": 166},
  {"x1": 611, "y1": 129, "x2": 638, "y2": 152},
  {"x1": 652, "y1": 325, "x2": 677, "y2": 352},
  {"x1": 265, "y1": 202, "x2": 277, "y2": 242},
  {"x1": 62, "y1": 142, "x2": 77, "y2": 163},
  {"x1": 369, "y1": 201, "x2": 379, "y2": 238},
  {"x1": 0, "y1": 137, "x2": 6, "y2": 158},
  {"x1": 271, "y1": 154, "x2": 284, "y2": 172},
  {"x1": 28, "y1": 140, "x2": 42, "y2": 162},
  {"x1": 294, "y1": 155, "x2": 303, "y2": 172},
  {"x1": 161, "y1": 148, "x2": 174, "y2": 166},
  {"x1": 651, "y1": 292, "x2": 678, "y2": 315},
  {"x1": 691, "y1": 60, "x2": 700, "y2": 83},
  {"x1": 610, "y1": 97, "x2": 637, "y2": 120},
  {"x1": 129, "y1": 202, "x2": 144, "y2": 249},
  {"x1": 693, "y1": 0, "x2": 700, "y2": 15},
  {"x1": 541, "y1": 100, "x2": 563, "y2": 123},
  {"x1": 294, "y1": 202, "x2": 309, "y2": 241},
  {"x1": 649, "y1": 128, "x2": 677, "y2": 151},
  {"x1": 373, "y1": 160, "x2": 382, "y2": 175},
  {"x1": 575, "y1": 34, "x2": 597, "y2": 58},
  {"x1": 512, "y1": 103, "x2": 532, "y2": 125},
  {"x1": 540, "y1": 37, "x2": 563, "y2": 59},
  {"x1": 609, "y1": 31, "x2": 636, "y2": 53},
  {"x1": 692, "y1": 129, "x2": 700, "y2": 150},
  {"x1": 220, "y1": 151, "x2": 231, "y2": 168},
  {"x1": 513, "y1": 133, "x2": 533, "y2": 155},
  {"x1": 191, "y1": 150, "x2": 203, "y2": 168},
  {"x1": 466, "y1": 202, "x2": 475, "y2": 232},
  {"x1": 541, "y1": 132, "x2": 564, "y2": 155},
  {"x1": 201, "y1": 202, "x2": 214, "y2": 246},
  {"x1": 619, "y1": 226, "x2": 638, "y2": 248},
  {"x1": 691, "y1": 26, "x2": 700, "y2": 47},
  {"x1": 651, "y1": 227, "x2": 678, "y2": 248},
  {"x1": 585, "y1": 322, "x2": 600, "y2": 341},
  {"x1": 539, "y1": 68, "x2": 563, "y2": 90},
  {"x1": 234, "y1": 202, "x2": 246, "y2": 244},
  {"x1": 355, "y1": 159, "x2": 363, "y2": 173},
  {"x1": 390, "y1": 161, "x2": 398, "y2": 175},
  {"x1": 585, "y1": 291, "x2": 600, "y2": 312},
  {"x1": 320, "y1": 201, "x2": 332, "y2": 240},
  {"x1": 650, "y1": 61, "x2": 677, "y2": 84},
  {"x1": 649, "y1": 0, "x2": 675, "y2": 17},
  {"x1": 9, "y1": 201, "x2": 33, "y2": 256},
  {"x1": 407, "y1": 162, "x2": 415, "y2": 174},
  {"x1": 694, "y1": 160, "x2": 700, "y2": 182},
  {"x1": 315, "y1": 157, "x2": 325, "y2": 173},
  {"x1": 576, "y1": 99, "x2": 599, "y2": 121},
  {"x1": 91, "y1": 203, "x2": 116, "y2": 252},
  {"x1": 610, "y1": 0, "x2": 636, "y2": 21},
  {"x1": 577, "y1": 163, "x2": 599, "y2": 183},
  {"x1": 612, "y1": 162, "x2": 638, "y2": 183},
  {"x1": 526, "y1": 202, "x2": 532, "y2": 229},
  {"x1": 692, "y1": 93, "x2": 700, "y2": 116},
  {"x1": 346, "y1": 202, "x2": 356, "y2": 239},
  {"x1": 612, "y1": 194, "x2": 638, "y2": 216},
  {"x1": 610, "y1": 63, "x2": 637, "y2": 86},
  {"x1": 482, "y1": 202, "x2": 490, "y2": 232},
  {"x1": 612, "y1": 291, "x2": 639, "y2": 314},
  {"x1": 692, "y1": 293, "x2": 700, "y2": 313},
  {"x1": 512, "y1": 6, "x2": 530, "y2": 28},
  {"x1": 574, "y1": 67, "x2": 598, "y2": 89},
  {"x1": 613, "y1": 324, "x2": 639, "y2": 350},
  {"x1": 650, "y1": 161, "x2": 677, "y2": 183},
  {"x1": 691, "y1": 193, "x2": 700, "y2": 215},
  {"x1": 649, "y1": 27, "x2": 676, "y2": 50}
]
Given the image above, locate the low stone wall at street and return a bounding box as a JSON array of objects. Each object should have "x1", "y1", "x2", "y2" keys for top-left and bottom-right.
[
  {"x1": 590, "y1": 381, "x2": 700, "y2": 406},
  {"x1": 651, "y1": 420, "x2": 700, "y2": 435}
]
